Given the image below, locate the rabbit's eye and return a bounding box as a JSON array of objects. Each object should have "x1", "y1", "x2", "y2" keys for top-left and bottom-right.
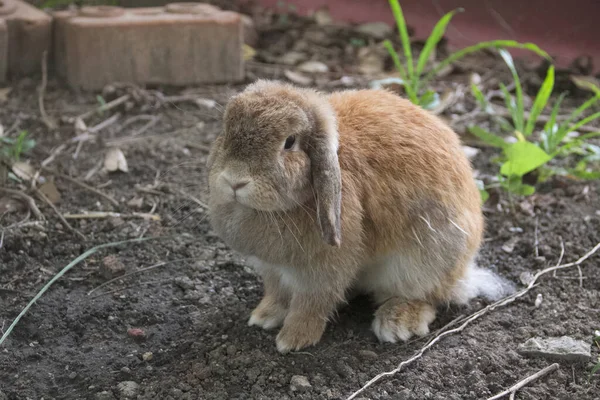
[{"x1": 284, "y1": 135, "x2": 296, "y2": 150}]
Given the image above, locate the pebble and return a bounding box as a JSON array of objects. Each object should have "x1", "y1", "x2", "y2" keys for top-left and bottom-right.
[
  {"x1": 101, "y1": 255, "x2": 126, "y2": 280},
  {"x1": 142, "y1": 352, "x2": 153, "y2": 361},
  {"x1": 358, "y1": 350, "x2": 378, "y2": 360},
  {"x1": 95, "y1": 391, "x2": 115, "y2": 400},
  {"x1": 68, "y1": 371, "x2": 77, "y2": 379},
  {"x1": 127, "y1": 328, "x2": 146, "y2": 341},
  {"x1": 298, "y1": 61, "x2": 329, "y2": 74},
  {"x1": 116, "y1": 381, "x2": 139, "y2": 399},
  {"x1": 518, "y1": 336, "x2": 592, "y2": 362},
  {"x1": 175, "y1": 276, "x2": 195, "y2": 291},
  {"x1": 290, "y1": 375, "x2": 312, "y2": 392},
  {"x1": 355, "y1": 22, "x2": 392, "y2": 39}
]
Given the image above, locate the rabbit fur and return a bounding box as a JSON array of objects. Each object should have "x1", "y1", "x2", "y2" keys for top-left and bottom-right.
[{"x1": 207, "y1": 80, "x2": 513, "y2": 353}]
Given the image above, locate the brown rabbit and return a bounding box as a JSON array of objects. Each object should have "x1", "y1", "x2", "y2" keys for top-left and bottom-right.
[{"x1": 207, "y1": 80, "x2": 513, "y2": 353}]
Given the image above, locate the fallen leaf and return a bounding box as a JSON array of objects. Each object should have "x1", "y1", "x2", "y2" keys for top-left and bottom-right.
[
  {"x1": 0, "y1": 87, "x2": 12, "y2": 103},
  {"x1": 39, "y1": 181, "x2": 61, "y2": 204},
  {"x1": 0, "y1": 196, "x2": 25, "y2": 214},
  {"x1": 11, "y1": 161, "x2": 35, "y2": 182},
  {"x1": 104, "y1": 148, "x2": 129, "y2": 173},
  {"x1": 284, "y1": 70, "x2": 313, "y2": 86},
  {"x1": 242, "y1": 43, "x2": 256, "y2": 61}
]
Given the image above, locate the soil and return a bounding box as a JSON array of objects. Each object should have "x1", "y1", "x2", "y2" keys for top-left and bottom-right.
[{"x1": 1, "y1": 5, "x2": 600, "y2": 400}]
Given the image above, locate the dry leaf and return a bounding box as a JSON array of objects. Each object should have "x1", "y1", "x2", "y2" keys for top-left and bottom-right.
[
  {"x1": 104, "y1": 148, "x2": 129, "y2": 173},
  {"x1": 243, "y1": 44, "x2": 256, "y2": 61},
  {"x1": 0, "y1": 87, "x2": 12, "y2": 103},
  {"x1": 39, "y1": 181, "x2": 61, "y2": 204},
  {"x1": 74, "y1": 117, "x2": 87, "y2": 133},
  {"x1": 284, "y1": 70, "x2": 313, "y2": 86},
  {"x1": 0, "y1": 196, "x2": 24, "y2": 214},
  {"x1": 11, "y1": 161, "x2": 35, "y2": 182}
]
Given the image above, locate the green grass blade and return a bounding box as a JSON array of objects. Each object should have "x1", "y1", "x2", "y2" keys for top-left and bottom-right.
[
  {"x1": 423, "y1": 40, "x2": 550, "y2": 87},
  {"x1": 499, "y1": 83, "x2": 518, "y2": 131},
  {"x1": 383, "y1": 40, "x2": 418, "y2": 104},
  {"x1": 556, "y1": 132, "x2": 600, "y2": 155},
  {"x1": 415, "y1": 8, "x2": 463, "y2": 79},
  {"x1": 388, "y1": 0, "x2": 414, "y2": 80},
  {"x1": 525, "y1": 65, "x2": 555, "y2": 136},
  {"x1": 557, "y1": 95, "x2": 600, "y2": 134},
  {"x1": 468, "y1": 125, "x2": 508, "y2": 149},
  {"x1": 471, "y1": 83, "x2": 489, "y2": 110},
  {"x1": 0, "y1": 235, "x2": 175, "y2": 346},
  {"x1": 498, "y1": 49, "x2": 524, "y2": 133},
  {"x1": 569, "y1": 112, "x2": 600, "y2": 135},
  {"x1": 542, "y1": 92, "x2": 567, "y2": 153}
]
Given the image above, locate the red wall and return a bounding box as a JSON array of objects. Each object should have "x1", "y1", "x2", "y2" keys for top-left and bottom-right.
[{"x1": 253, "y1": 0, "x2": 600, "y2": 72}]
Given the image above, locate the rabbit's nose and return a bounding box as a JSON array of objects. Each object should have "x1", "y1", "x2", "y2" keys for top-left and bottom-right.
[{"x1": 230, "y1": 181, "x2": 249, "y2": 191}]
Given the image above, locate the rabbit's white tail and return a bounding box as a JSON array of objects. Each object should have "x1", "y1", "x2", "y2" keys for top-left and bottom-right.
[{"x1": 452, "y1": 263, "x2": 515, "y2": 304}]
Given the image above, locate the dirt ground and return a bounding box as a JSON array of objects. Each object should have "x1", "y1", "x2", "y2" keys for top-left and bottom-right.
[{"x1": 1, "y1": 6, "x2": 600, "y2": 400}]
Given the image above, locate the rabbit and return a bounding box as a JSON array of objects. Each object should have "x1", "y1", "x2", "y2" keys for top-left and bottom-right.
[{"x1": 206, "y1": 79, "x2": 513, "y2": 353}]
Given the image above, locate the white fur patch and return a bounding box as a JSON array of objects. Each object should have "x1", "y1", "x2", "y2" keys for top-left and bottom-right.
[{"x1": 451, "y1": 263, "x2": 516, "y2": 304}]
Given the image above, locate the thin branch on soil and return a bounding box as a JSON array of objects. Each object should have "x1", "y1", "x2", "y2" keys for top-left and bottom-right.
[
  {"x1": 534, "y1": 217, "x2": 539, "y2": 258},
  {"x1": 87, "y1": 257, "x2": 199, "y2": 296},
  {"x1": 178, "y1": 189, "x2": 209, "y2": 209},
  {"x1": 553, "y1": 238, "x2": 565, "y2": 278},
  {"x1": 2, "y1": 220, "x2": 45, "y2": 232},
  {"x1": 38, "y1": 51, "x2": 56, "y2": 131},
  {"x1": 0, "y1": 235, "x2": 175, "y2": 346},
  {"x1": 34, "y1": 189, "x2": 86, "y2": 240},
  {"x1": 487, "y1": 363, "x2": 560, "y2": 400},
  {"x1": 346, "y1": 241, "x2": 600, "y2": 400},
  {"x1": 90, "y1": 279, "x2": 173, "y2": 298},
  {"x1": 63, "y1": 212, "x2": 160, "y2": 221},
  {"x1": 41, "y1": 144, "x2": 67, "y2": 168},
  {"x1": 0, "y1": 230, "x2": 4, "y2": 250},
  {"x1": 72, "y1": 113, "x2": 121, "y2": 142},
  {"x1": 0, "y1": 188, "x2": 44, "y2": 220},
  {"x1": 75, "y1": 94, "x2": 131, "y2": 122},
  {"x1": 42, "y1": 167, "x2": 119, "y2": 207}
]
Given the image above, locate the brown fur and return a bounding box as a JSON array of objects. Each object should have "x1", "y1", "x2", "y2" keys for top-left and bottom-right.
[{"x1": 207, "y1": 80, "x2": 484, "y2": 352}]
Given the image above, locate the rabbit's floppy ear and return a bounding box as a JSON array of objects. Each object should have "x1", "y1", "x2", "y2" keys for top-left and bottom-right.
[{"x1": 308, "y1": 132, "x2": 342, "y2": 247}]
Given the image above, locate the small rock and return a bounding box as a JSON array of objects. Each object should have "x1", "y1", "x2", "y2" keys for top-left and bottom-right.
[
  {"x1": 501, "y1": 236, "x2": 519, "y2": 253},
  {"x1": 519, "y1": 271, "x2": 535, "y2": 286},
  {"x1": 534, "y1": 293, "x2": 543, "y2": 308},
  {"x1": 101, "y1": 255, "x2": 126, "y2": 280},
  {"x1": 356, "y1": 22, "x2": 392, "y2": 39},
  {"x1": 298, "y1": 61, "x2": 329, "y2": 74},
  {"x1": 357, "y1": 46, "x2": 385, "y2": 75},
  {"x1": 357, "y1": 350, "x2": 378, "y2": 360},
  {"x1": 127, "y1": 328, "x2": 146, "y2": 341},
  {"x1": 290, "y1": 375, "x2": 312, "y2": 392},
  {"x1": 175, "y1": 276, "x2": 195, "y2": 291},
  {"x1": 68, "y1": 371, "x2": 77, "y2": 379},
  {"x1": 518, "y1": 336, "x2": 592, "y2": 362},
  {"x1": 278, "y1": 51, "x2": 308, "y2": 66},
  {"x1": 142, "y1": 352, "x2": 153, "y2": 361},
  {"x1": 116, "y1": 381, "x2": 139, "y2": 399},
  {"x1": 127, "y1": 197, "x2": 143, "y2": 208},
  {"x1": 104, "y1": 147, "x2": 129, "y2": 173},
  {"x1": 313, "y1": 7, "x2": 333, "y2": 25},
  {"x1": 461, "y1": 146, "x2": 480, "y2": 160},
  {"x1": 95, "y1": 391, "x2": 115, "y2": 400}
]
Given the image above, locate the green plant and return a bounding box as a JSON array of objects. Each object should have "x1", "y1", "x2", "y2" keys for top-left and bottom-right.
[
  {"x1": 384, "y1": 0, "x2": 550, "y2": 109},
  {"x1": 0, "y1": 130, "x2": 36, "y2": 162},
  {"x1": 470, "y1": 50, "x2": 600, "y2": 198}
]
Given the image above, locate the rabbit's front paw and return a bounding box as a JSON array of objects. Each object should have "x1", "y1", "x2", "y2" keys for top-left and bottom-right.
[
  {"x1": 248, "y1": 296, "x2": 288, "y2": 330},
  {"x1": 275, "y1": 315, "x2": 326, "y2": 353},
  {"x1": 372, "y1": 299, "x2": 436, "y2": 343}
]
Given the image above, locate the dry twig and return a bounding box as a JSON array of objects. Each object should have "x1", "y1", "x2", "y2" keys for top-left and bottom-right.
[
  {"x1": 487, "y1": 363, "x2": 559, "y2": 400},
  {"x1": 38, "y1": 51, "x2": 56, "y2": 131},
  {"x1": 0, "y1": 188, "x2": 44, "y2": 219},
  {"x1": 346, "y1": 241, "x2": 600, "y2": 400},
  {"x1": 42, "y1": 167, "x2": 119, "y2": 207},
  {"x1": 63, "y1": 211, "x2": 160, "y2": 221},
  {"x1": 34, "y1": 189, "x2": 85, "y2": 240},
  {"x1": 75, "y1": 94, "x2": 131, "y2": 122}
]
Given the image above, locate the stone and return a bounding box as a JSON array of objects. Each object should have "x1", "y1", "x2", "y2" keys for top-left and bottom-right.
[
  {"x1": 356, "y1": 22, "x2": 393, "y2": 40},
  {"x1": 116, "y1": 381, "x2": 139, "y2": 399},
  {"x1": 358, "y1": 349, "x2": 378, "y2": 360},
  {"x1": 95, "y1": 391, "x2": 115, "y2": 400},
  {"x1": 53, "y1": 4, "x2": 244, "y2": 90},
  {"x1": 518, "y1": 336, "x2": 592, "y2": 362},
  {"x1": 101, "y1": 255, "x2": 126, "y2": 280},
  {"x1": 289, "y1": 375, "x2": 311, "y2": 392},
  {"x1": 297, "y1": 60, "x2": 329, "y2": 74},
  {"x1": 0, "y1": 0, "x2": 52, "y2": 81}
]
